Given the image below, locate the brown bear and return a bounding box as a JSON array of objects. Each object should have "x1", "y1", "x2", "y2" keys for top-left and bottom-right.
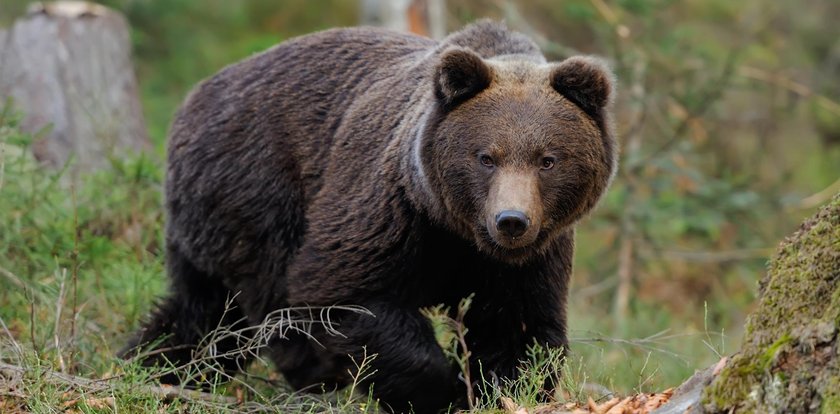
[{"x1": 122, "y1": 19, "x2": 617, "y2": 414}]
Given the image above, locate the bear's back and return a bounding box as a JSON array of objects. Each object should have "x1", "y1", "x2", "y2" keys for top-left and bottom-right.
[
  {"x1": 167, "y1": 21, "x2": 543, "y2": 169},
  {"x1": 169, "y1": 27, "x2": 436, "y2": 156}
]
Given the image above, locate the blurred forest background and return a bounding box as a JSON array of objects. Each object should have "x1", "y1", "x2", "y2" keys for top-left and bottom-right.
[{"x1": 1, "y1": 0, "x2": 839, "y2": 402}]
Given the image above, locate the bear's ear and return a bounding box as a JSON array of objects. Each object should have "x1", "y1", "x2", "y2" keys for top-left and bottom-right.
[
  {"x1": 434, "y1": 47, "x2": 493, "y2": 110},
  {"x1": 550, "y1": 56, "x2": 614, "y2": 119}
]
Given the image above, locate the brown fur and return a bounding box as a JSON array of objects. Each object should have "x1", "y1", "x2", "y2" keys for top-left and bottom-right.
[{"x1": 123, "y1": 20, "x2": 617, "y2": 414}]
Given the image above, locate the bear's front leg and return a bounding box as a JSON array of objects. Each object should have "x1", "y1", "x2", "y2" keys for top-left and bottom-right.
[
  {"x1": 278, "y1": 295, "x2": 460, "y2": 412},
  {"x1": 464, "y1": 232, "x2": 574, "y2": 400},
  {"x1": 281, "y1": 195, "x2": 461, "y2": 413},
  {"x1": 325, "y1": 302, "x2": 461, "y2": 413}
]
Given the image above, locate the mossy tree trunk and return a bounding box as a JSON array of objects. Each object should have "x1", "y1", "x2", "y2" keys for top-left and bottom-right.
[{"x1": 701, "y1": 193, "x2": 840, "y2": 413}]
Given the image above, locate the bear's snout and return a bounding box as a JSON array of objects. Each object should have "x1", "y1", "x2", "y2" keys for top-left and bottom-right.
[
  {"x1": 495, "y1": 210, "x2": 530, "y2": 238},
  {"x1": 485, "y1": 169, "x2": 543, "y2": 250}
]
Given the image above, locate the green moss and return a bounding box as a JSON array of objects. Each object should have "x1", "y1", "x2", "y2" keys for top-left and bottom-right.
[
  {"x1": 706, "y1": 334, "x2": 791, "y2": 408},
  {"x1": 759, "y1": 334, "x2": 793, "y2": 370},
  {"x1": 704, "y1": 361, "x2": 752, "y2": 410},
  {"x1": 822, "y1": 378, "x2": 840, "y2": 414}
]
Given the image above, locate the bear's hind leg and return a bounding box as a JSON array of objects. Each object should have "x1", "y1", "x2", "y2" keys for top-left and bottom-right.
[{"x1": 120, "y1": 246, "x2": 251, "y2": 385}]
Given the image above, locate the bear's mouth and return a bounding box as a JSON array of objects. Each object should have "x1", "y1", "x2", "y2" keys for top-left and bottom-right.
[{"x1": 475, "y1": 226, "x2": 546, "y2": 264}]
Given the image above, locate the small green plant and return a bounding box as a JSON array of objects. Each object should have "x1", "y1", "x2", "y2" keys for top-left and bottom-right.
[
  {"x1": 421, "y1": 294, "x2": 477, "y2": 409},
  {"x1": 423, "y1": 296, "x2": 590, "y2": 412},
  {"x1": 338, "y1": 347, "x2": 381, "y2": 413},
  {"x1": 500, "y1": 344, "x2": 570, "y2": 406}
]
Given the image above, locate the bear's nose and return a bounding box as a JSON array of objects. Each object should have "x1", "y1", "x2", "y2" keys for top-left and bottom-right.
[{"x1": 495, "y1": 210, "x2": 530, "y2": 238}]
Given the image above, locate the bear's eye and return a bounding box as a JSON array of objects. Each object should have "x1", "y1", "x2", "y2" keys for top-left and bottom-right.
[
  {"x1": 540, "y1": 156, "x2": 556, "y2": 170},
  {"x1": 479, "y1": 154, "x2": 495, "y2": 168}
]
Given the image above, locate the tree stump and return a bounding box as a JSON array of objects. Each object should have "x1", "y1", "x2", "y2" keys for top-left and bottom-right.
[{"x1": 0, "y1": 1, "x2": 149, "y2": 172}]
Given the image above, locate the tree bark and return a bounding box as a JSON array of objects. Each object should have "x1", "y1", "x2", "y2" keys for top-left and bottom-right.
[{"x1": 0, "y1": 1, "x2": 149, "y2": 173}]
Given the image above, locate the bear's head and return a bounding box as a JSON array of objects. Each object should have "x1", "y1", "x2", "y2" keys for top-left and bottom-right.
[{"x1": 420, "y1": 47, "x2": 617, "y2": 265}]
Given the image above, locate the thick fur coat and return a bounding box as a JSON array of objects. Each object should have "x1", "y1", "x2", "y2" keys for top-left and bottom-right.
[{"x1": 124, "y1": 20, "x2": 617, "y2": 414}]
